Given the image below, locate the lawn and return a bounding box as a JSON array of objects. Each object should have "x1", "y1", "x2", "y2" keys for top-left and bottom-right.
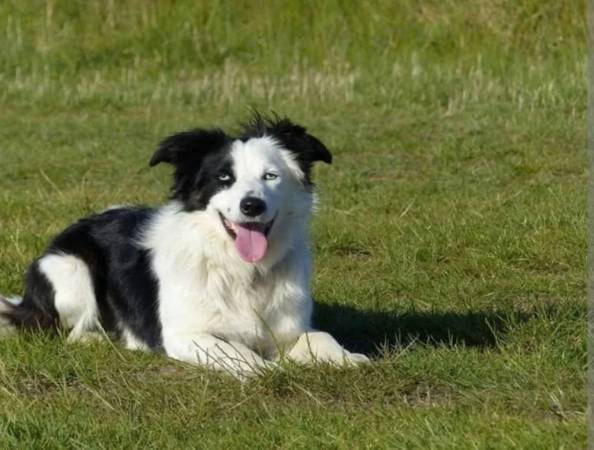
[{"x1": 0, "y1": 1, "x2": 587, "y2": 448}]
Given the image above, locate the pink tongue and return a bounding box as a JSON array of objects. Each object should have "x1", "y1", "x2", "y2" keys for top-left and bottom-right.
[{"x1": 234, "y1": 225, "x2": 268, "y2": 263}]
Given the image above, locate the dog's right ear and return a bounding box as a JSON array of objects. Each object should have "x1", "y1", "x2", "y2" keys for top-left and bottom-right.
[
  {"x1": 150, "y1": 128, "x2": 232, "y2": 203},
  {"x1": 149, "y1": 128, "x2": 230, "y2": 168}
]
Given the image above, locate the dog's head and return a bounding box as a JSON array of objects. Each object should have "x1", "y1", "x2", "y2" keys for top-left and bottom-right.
[{"x1": 150, "y1": 114, "x2": 332, "y2": 264}]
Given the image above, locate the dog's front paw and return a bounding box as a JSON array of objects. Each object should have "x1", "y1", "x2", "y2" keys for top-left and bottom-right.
[
  {"x1": 287, "y1": 331, "x2": 371, "y2": 366},
  {"x1": 342, "y1": 351, "x2": 370, "y2": 365}
]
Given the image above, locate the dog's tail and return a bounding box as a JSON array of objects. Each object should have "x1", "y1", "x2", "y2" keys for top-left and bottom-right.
[
  {"x1": 0, "y1": 295, "x2": 21, "y2": 336},
  {"x1": 0, "y1": 294, "x2": 59, "y2": 335}
]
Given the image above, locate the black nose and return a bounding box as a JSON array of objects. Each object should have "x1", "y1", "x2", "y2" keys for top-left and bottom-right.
[{"x1": 240, "y1": 197, "x2": 267, "y2": 217}]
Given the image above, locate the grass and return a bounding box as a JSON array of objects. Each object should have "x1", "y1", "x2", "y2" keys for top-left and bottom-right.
[{"x1": 0, "y1": 1, "x2": 587, "y2": 448}]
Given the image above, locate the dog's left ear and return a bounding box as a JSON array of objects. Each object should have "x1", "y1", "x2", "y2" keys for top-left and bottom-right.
[
  {"x1": 264, "y1": 118, "x2": 332, "y2": 182},
  {"x1": 268, "y1": 119, "x2": 332, "y2": 165}
]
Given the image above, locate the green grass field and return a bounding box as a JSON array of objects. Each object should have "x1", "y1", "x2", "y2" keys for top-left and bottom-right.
[{"x1": 0, "y1": 1, "x2": 587, "y2": 448}]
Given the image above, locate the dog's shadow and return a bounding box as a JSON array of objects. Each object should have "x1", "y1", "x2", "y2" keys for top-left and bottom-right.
[{"x1": 312, "y1": 301, "x2": 523, "y2": 356}]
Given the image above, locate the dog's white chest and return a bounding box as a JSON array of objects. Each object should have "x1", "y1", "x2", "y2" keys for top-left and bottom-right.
[
  {"x1": 143, "y1": 202, "x2": 314, "y2": 358},
  {"x1": 155, "y1": 249, "x2": 312, "y2": 356}
]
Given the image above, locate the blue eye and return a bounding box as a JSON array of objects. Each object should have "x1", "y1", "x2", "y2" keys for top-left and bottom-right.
[
  {"x1": 218, "y1": 173, "x2": 231, "y2": 182},
  {"x1": 263, "y1": 173, "x2": 278, "y2": 181}
]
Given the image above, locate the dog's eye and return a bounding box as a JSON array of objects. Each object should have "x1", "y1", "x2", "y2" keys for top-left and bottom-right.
[
  {"x1": 263, "y1": 173, "x2": 278, "y2": 181},
  {"x1": 217, "y1": 173, "x2": 232, "y2": 182}
]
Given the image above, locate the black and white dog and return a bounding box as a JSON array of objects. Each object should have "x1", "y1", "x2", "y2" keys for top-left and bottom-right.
[{"x1": 0, "y1": 115, "x2": 368, "y2": 377}]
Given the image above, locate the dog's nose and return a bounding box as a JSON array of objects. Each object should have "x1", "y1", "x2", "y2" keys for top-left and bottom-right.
[{"x1": 240, "y1": 197, "x2": 267, "y2": 217}]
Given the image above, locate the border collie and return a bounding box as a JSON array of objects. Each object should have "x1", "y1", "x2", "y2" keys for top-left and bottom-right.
[{"x1": 0, "y1": 115, "x2": 368, "y2": 378}]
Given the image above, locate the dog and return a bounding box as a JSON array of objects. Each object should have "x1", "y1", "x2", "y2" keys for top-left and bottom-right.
[{"x1": 0, "y1": 115, "x2": 368, "y2": 378}]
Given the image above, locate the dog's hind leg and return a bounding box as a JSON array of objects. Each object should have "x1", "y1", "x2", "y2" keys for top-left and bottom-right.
[
  {"x1": 37, "y1": 254, "x2": 101, "y2": 342},
  {"x1": 1, "y1": 255, "x2": 101, "y2": 342}
]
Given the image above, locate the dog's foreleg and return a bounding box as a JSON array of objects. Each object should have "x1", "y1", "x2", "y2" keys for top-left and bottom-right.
[
  {"x1": 286, "y1": 331, "x2": 369, "y2": 365},
  {"x1": 164, "y1": 333, "x2": 275, "y2": 379}
]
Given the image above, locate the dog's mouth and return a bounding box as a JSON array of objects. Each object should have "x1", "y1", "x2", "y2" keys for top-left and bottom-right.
[{"x1": 219, "y1": 213, "x2": 275, "y2": 263}]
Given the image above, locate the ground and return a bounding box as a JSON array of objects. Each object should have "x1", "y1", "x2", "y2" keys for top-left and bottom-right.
[{"x1": 0, "y1": 1, "x2": 586, "y2": 448}]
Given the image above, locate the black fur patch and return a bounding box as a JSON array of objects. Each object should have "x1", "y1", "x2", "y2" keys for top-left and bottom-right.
[
  {"x1": 184, "y1": 151, "x2": 236, "y2": 211},
  {"x1": 150, "y1": 128, "x2": 233, "y2": 210},
  {"x1": 4, "y1": 208, "x2": 163, "y2": 349}
]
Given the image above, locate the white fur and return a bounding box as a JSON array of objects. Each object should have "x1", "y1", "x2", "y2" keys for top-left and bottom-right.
[
  {"x1": 122, "y1": 328, "x2": 150, "y2": 351},
  {"x1": 287, "y1": 332, "x2": 370, "y2": 365}
]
